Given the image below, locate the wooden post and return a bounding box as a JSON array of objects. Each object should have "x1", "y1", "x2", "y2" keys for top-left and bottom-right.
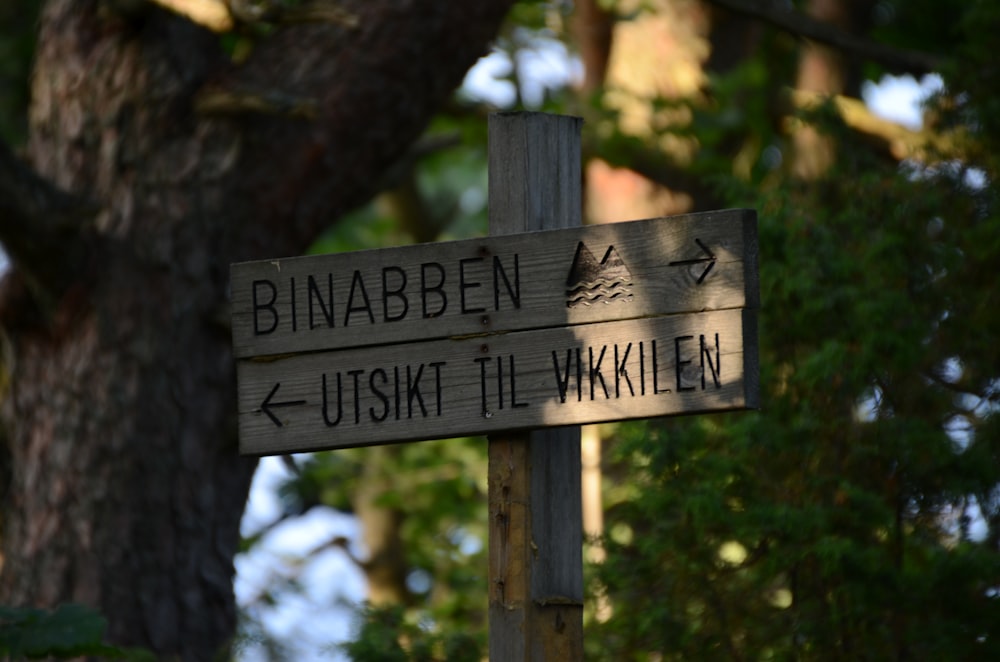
[{"x1": 487, "y1": 112, "x2": 584, "y2": 660}]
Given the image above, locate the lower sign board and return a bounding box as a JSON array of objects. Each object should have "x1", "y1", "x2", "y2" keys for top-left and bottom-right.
[{"x1": 237, "y1": 308, "x2": 758, "y2": 455}]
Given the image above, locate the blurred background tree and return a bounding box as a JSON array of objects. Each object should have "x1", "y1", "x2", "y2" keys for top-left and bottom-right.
[
  {"x1": 237, "y1": 0, "x2": 1000, "y2": 660},
  {"x1": 0, "y1": 0, "x2": 513, "y2": 659},
  {"x1": 0, "y1": 1, "x2": 39, "y2": 146},
  {"x1": 2, "y1": 0, "x2": 998, "y2": 659}
]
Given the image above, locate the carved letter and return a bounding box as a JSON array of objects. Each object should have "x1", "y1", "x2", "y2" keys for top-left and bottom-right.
[
  {"x1": 382, "y1": 266, "x2": 408, "y2": 322},
  {"x1": 252, "y1": 279, "x2": 279, "y2": 335},
  {"x1": 420, "y1": 262, "x2": 447, "y2": 318},
  {"x1": 345, "y1": 270, "x2": 375, "y2": 326},
  {"x1": 308, "y1": 274, "x2": 334, "y2": 330},
  {"x1": 459, "y1": 257, "x2": 486, "y2": 314},
  {"x1": 675, "y1": 336, "x2": 695, "y2": 392},
  {"x1": 701, "y1": 333, "x2": 721, "y2": 389},
  {"x1": 321, "y1": 372, "x2": 343, "y2": 426},
  {"x1": 493, "y1": 254, "x2": 520, "y2": 310}
]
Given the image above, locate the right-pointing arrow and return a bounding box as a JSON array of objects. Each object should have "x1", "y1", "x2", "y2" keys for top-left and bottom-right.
[
  {"x1": 669, "y1": 238, "x2": 717, "y2": 284},
  {"x1": 260, "y1": 382, "x2": 307, "y2": 428}
]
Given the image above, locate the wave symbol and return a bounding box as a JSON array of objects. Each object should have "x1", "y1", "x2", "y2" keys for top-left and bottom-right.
[
  {"x1": 565, "y1": 242, "x2": 635, "y2": 308},
  {"x1": 566, "y1": 279, "x2": 633, "y2": 308}
]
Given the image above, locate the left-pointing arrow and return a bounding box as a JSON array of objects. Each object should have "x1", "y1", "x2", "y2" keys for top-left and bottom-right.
[{"x1": 260, "y1": 382, "x2": 307, "y2": 427}]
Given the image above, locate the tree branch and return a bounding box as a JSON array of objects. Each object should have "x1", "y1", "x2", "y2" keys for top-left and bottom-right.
[
  {"x1": 111, "y1": 0, "x2": 363, "y2": 32},
  {"x1": 571, "y1": 0, "x2": 616, "y2": 94},
  {"x1": 376, "y1": 135, "x2": 463, "y2": 245},
  {"x1": 203, "y1": 0, "x2": 516, "y2": 260},
  {"x1": 581, "y1": 129, "x2": 718, "y2": 208},
  {"x1": 789, "y1": 88, "x2": 964, "y2": 161},
  {"x1": 706, "y1": 0, "x2": 942, "y2": 75},
  {"x1": 150, "y1": 0, "x2": 232, "y2": 30},
  {"x1": 0, "y1": 140, "x2": 99, "y2": 302}
]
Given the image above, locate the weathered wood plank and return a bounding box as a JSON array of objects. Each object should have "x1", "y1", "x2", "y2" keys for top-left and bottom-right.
[
  {"x1": 236, "y1": 307, "x2": 756, "y2": 454},
  {"x1": 230, "y1": 208, "x2": 757, "y2": 359},
  {"x1": 487, "y1": 111, "x2": 584, "y2": 662},
  {"x1": 527, "y1": 425, "x2": 584, "y2": 604}
]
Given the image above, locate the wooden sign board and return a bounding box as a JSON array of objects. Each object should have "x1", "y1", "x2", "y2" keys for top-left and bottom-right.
[
  {"x1": 237, "y1": 308, "x2": 758, "y2": 455},
  {"x1": 231, "y1": 209, "x2": 758, "y2": 359},
  {"x1": 232, "y1": 208, "x2": 759, "y2": 455}
]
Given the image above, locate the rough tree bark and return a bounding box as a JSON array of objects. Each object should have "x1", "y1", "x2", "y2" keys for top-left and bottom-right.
[{"x1": 0, "y1": 0, "x2": 512, "y2": 658}]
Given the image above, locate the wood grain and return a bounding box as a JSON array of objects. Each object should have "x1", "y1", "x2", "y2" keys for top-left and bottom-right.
[
  {"x1": 487, "y1": 111, "x2": 584, "y2": 662},
  {"x1": 237, "y1": 308, "x2": 755, "y2": 453},
  {"x1": 230, "y1": 208, "x2": 757, "y2": 359}
]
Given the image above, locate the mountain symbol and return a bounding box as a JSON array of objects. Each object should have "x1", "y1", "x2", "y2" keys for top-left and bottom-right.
[{"x1": 565, "y1": 243, "x2": 634, "y2": 308}]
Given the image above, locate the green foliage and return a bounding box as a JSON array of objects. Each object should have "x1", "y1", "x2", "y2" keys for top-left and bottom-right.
[
  {"x1": 586, "y1": 9, "x2": 1000, "y2": 656},
  {"x1": 944, "y1": 2, "x2": 1000, "y2": 153},
  {"x1": 288, "y1": 437, "x2": 489, "y2": 605},
  {"x1": 241, "y1": 1, "x2": 1000, "y2": 659},
  {"x1": 591, "y1": 174, "x2": 1000, "y2": 657},
  {"x1": 240, "y1": 439, "x2": 490, "y2": 660},
  {"x1": 0, "y1": 603, "x2": 152, "y2": 660},
  {"x1": 340, "y1": 604, "x2": 481, "y2": 662},
  {"x1": 238, "y1": 96, "x2": 497, "y2": 658},
  {"x1": 0, "y1": 0, "x2": 41, "y2": 145},
  {"x1": 868, "y1": 1, "x2": 965, "y2": 62}
]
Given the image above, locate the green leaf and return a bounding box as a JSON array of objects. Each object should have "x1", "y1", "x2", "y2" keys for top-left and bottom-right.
[{"x1": 0, "y1": 603, "x2": 133, "y2": 659}]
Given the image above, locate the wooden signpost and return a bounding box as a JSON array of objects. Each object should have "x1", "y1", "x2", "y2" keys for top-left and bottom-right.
[
  {"x1": 230, "y1": 112, "x2": 760, "y2": 660},
  {"x1": 231, "y1": 208, "x2": 758, "y2": 455}
]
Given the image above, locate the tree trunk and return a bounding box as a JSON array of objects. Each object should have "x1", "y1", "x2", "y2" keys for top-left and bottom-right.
[
  {"x1": 791, "y1": 0, "x2": 875, "y2": 178},
  {"x1": 0, "y1": 0, "x2": 513, "y2": 658},
  {"x1": 355, "y1": 446, "x2": 410, "y2": 607},
  {"x1": 582, "y1": 0, "x2": 716, "y2": 220}
]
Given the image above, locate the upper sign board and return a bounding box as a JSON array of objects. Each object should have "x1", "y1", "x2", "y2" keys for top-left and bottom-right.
[{"x1": 231, "y1": 209, "x2": 758, "y2": 359}]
